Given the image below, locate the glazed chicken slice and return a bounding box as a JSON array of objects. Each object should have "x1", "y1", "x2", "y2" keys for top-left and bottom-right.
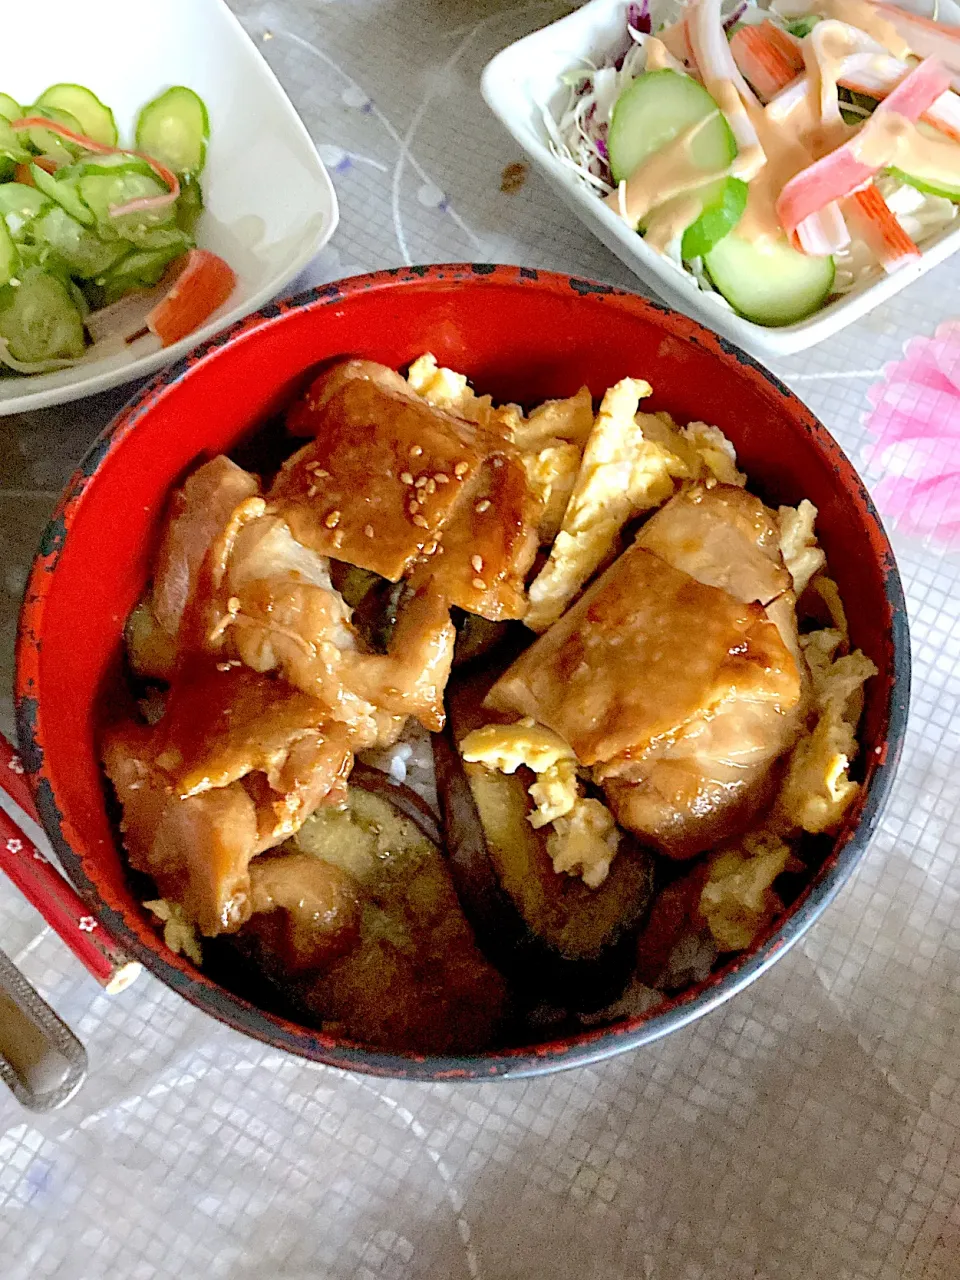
[
  {"x1": 150, "y1": 456, "x2": 264, "y2": 654},
  {"x1": 595, "y1": 487, "x2": 807, "y2": 856},
  {"x1": 102, "y1": 721, "x2": 261, "y2": 937},
  {"x1": 486, "y1": 544, "x2": 802, "y2": 858},
  {"x1": 487, "y1": 545, "x2": 799, "y2": 766},
  {"x1": 637, "y1": 485, "x2": 791, "y2": 606},
  {"x1": 223, "y1": 515, "x2": 454, "y2": 733},
  {"x1": 102, "y1": 668, "x2": 355, "y2": 935},
  {"x1": 270, "y1": 359, "x2": 540, "y2": 619}
]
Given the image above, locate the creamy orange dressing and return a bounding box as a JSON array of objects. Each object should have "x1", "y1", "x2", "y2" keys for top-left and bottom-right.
[
  {"x1": 644, "y1": 36, "x2": 681, "y2": 73},
  {"x1": 739, "y1": 98, "x2": 822, "y2": 243},
  {"x1": 814, "y1": 0, "x2": 911, "y2": 58},
  {"x1": 853, "y1": 109, "x2": 960, "y2": 180},
  {"x1": 643, "y1": 193, "x2": 708, "y2": 252},
  {"x1": 604, "y1": 114, "x2": 730, "y2": 228}
]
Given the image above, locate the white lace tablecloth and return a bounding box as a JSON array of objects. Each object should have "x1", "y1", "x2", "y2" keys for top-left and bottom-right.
[{"x1": 2, "y1": 3, "x2": 960, "y2": 1276}]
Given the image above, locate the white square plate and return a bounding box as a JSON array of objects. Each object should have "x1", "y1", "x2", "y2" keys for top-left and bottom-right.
[
  {"x1": 0, "y1": 0, "x2": 338, "y2": 414},
  {"x1": 481, "y1": 0, "x2": 960, "y2": 358}
]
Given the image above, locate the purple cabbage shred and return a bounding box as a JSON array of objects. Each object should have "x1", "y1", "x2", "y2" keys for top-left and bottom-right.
[
  {"x1": 627, "y1": 0, "x2": 653, "y2": 35},
  {"x1": 722, "y1": 2, "x2": 748, "y2": 29}
]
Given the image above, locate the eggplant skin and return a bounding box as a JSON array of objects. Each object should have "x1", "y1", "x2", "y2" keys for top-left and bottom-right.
[{"x1": 433, "y1": 728, "x2": 656, "y2": 1013}]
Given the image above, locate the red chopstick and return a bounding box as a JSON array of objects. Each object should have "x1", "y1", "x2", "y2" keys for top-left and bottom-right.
[{"x1": 0, "y1": 733, "x2": 141, "y2": 993}]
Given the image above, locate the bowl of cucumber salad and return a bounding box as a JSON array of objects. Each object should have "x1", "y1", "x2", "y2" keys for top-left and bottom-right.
[
  {"x1": 0, "y1": 84, "x2": 235, "y2": 372},
  {"x1": 483, "y1": 0, "x2": 960, "y2": 357},
  {"x1": 0, "y1": 0, "x2": 337, "y2": 413}
]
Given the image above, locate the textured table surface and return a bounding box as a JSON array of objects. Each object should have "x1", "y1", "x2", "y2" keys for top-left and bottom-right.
[{"x1": 2, "y1": 2, "x2": 960, "y2": 1277}]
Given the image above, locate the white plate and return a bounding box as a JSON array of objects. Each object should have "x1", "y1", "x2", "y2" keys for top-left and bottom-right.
[
  {"x1": 481, "y1": 0, "x2": 960, "y2": 358},
  {"x1": 0, "y1": 0, "x2": 338, "y2": 414}
]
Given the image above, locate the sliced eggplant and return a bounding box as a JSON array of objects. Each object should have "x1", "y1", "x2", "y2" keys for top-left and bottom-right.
[
  {"x1": 216, "y1": 775, "x2": 507, "y2": 1053},
  {"x1": 433, "y1": 727, "x2": 656, "y2": 1012},
  {"x1": 329, "y1": 562, "x2": 404, "y2": 654}
]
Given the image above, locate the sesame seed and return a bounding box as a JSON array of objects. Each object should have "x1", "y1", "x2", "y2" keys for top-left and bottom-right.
[
  {"x1": 400, "y1": 471, "x2": 414, "y2": 485},
  {"x1": 471, "y1": 554, "x2": 483, "y2": 572},
  {"x1": 472, "y1": 577, "x2": 487, "y2": 590},
  {"x1": 425, "y1": 479, "x2": 436, "y2": 495},
  {"x1": 423, "y1": 540, "x2": 438, "y2": 555},
  {"x1": 434, "y1": 473, "x2": 449, "y2": 484},
  {"x1": 324, "y1": 510, "x2": 340, "y2": 529},
  {"x1": 216, "y1": 662, "x2": 232, "y2": 672},
  {"x1": 333, "y1": 531, "x2": 344, "y2": 548},
  {"x1": 316, "y1": 469, "x2": 330, "y2": 479},
  {"x1": 475, "y1": 499, "x2": 491, "y2": 514},
  {"x1": 454, "y1": 461, "x2": 469, "y2": 477},
  {"x1": 415, "y1": 475, "x2": 428, "y2": 488},
  {"x1": 410, "y1": 445, "x2": 423, "y2": 457},
  {"x1": 364, "y1": 524, "x2": 374, "y2": 538},
  {"x1": 408, "y1": 500, "x2": 419, "y2": 515},
  {"x1": 227, "y1": 596, "x2": 240, "y2": 612},
  {"x1": 413, "y1": 514, "x2": 429, "y2": 528},
  {"x1": 307, "y1": 484, "x2": 318, "y2": 498},
  {"x1": 492, "y1": 456, "x2": 504, "y2": 468}
]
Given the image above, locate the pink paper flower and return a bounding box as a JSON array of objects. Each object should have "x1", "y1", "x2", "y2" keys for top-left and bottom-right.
[{"x1": 864, "y1": 320, "x2": 960, "y2": 544}]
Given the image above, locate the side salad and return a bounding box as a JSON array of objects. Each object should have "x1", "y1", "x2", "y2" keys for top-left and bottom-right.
[
  {"x1": 0, "y1": 83, "x2": 235, "y2": 371},
  {"x1": 547, "y1": 0, "x2": 960, "y2": 326}
]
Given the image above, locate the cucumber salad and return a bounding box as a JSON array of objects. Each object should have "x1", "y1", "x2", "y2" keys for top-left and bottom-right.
[
  {"x1": 0, "y1": 83, "x2": 236, "y2": 371},
  {"x1": 547, "y1": 0, "x2": 960, "y2": 326}
]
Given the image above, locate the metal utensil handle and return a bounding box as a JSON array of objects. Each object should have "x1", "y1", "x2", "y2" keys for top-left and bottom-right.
[{"x1": 0, "y1": 947, "x2": 87, "y2": 1111}]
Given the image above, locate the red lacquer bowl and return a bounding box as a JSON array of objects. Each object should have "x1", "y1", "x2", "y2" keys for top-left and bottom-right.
[{"x1": 15, "y1": 265, "x2": 909, "y2": 1080}]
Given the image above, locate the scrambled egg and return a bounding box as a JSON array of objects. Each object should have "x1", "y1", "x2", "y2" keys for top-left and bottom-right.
[
  {"x1": 698, "y1": 831, "x2": 794, "y2": 951},
  {"x1": 407, "y1": 353, "x2": 522, "y2": 436},
  {"x1": 522, "y1": 441, "x2": 581, "y2": 544},
  {"x1": 681, "y1": 421, "x2": 746, "y2": 486},
  {"x1": 513, "y1": 385, "x2": 595, "y2": 451},
  {"x1": 547, "y1": 797, "x2": 621, "y2": 889},
  {"x1": 528, "y1": 757, "x2": 579, "y2": 828},
  {"x1": 776, "y1": 628, "x2": 878, "y2": 834},
  {"x1": 460, "y1": 719, "x2": 617, "y2": 879},
  {"x1": 779, "y1": 499, "x2": 827, "y2": 596},
  {"x1": 144, "y1": 899, "x2": 203, "y2": 965},
  {"x1": 460, "y1": 719, "x2": 575, "y2": 774},
  {"x1": 526, "y1": 378, "x2": 697, "y2": 632}
]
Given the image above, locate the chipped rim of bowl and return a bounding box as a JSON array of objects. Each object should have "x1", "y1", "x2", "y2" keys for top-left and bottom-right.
[{"x1": 15, "y1": 263, "x2": 910, "y2": 1081}]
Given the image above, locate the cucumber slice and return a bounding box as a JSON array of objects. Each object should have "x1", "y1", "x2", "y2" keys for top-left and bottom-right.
[
  {"x1": 136, "y1": 86, "x2": 209, "y2": 176},
  {"x1": 609, "y1": 70, "x2": 744, "y2": 254},
  {"x1": 887, "y1": 124, "x2": 960, "y2": 201},
  {"x1": 78, "y1": 171, "x2": 177, "y2": 247},
  {"x1": 704, "y1": 231, "x2": 836, "y2": 326},
  {"x1": 75, "y1": 152, "x2": 156, "y2": 178},
  {"x1": 30, "y1": 163, "x2": 97, "y2": 227},
  {"x1": 176, "y1": 175, "x2": 204, "y2": 236},
  {"x1": 33, "y1": 205, "x2": 129, "y2": 278},
  {"x1": 26, "y1": 107, "x2": 84, "y2": 166},
  {"x1": 681, "y1": 177, "x2": 749, "y2": 259},
  {"x1": 0, "y1": 268, "x2": 86, "y2": 361},
  {"x1": 0, "y1": 221, "x2": 18, "y2": 288},
  {"x1": 608, "y1": 70, "x2": 738, "y2": 184},
  {"x1": 888, "y1": 165, "x2": 960, "y2": 200},
  {"x1": 34, "y1": 84, "x2": 118, "y2": 147},
  {"x1": 0, "y1": 118, "x2": 30, "y2": 164},
  {"x1": 97, "y1": 245, "x2": 182, "y2": 303},
  {"x1": 0, "y1": 183, "x2": 49, "y2": 220},
  {"x1": 0, "y1": 94, "x2": 21, "y2": 123}
]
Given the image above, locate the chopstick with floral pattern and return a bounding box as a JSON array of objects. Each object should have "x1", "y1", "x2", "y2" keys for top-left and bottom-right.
[{"x1": 0, "y1": 733, "x2": 140, "y2": 993}]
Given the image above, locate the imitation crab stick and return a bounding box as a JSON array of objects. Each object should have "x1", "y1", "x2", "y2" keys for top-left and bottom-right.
[
  {"x1": 847, "y1": 183, "x2": 921, "y2": 271},
  {"x1": 145, "y1": 248, "x2": 237, "y2": 347},
  {"x1": 877, "y1": 2, "x2": 960, "y2": 87},
  {"x1": 776, "y1": 55, "x2": 953, "y2": 238},
  {"x1": 730, "y1": 22, "x2": 804, "y2": 101}
]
